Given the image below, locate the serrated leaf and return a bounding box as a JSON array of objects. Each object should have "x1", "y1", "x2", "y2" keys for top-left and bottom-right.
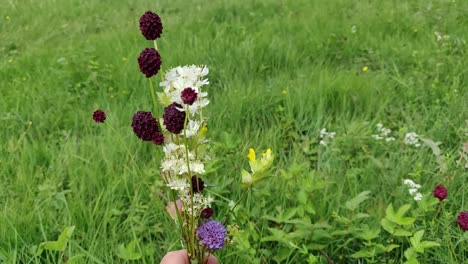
[
  {"x1": 261, "y1": 228, "x2": 289, "y2": 243},
  {"x1": 385, "y1": 204, "x2": 399, "y2": 224},
  {"x1": 420, "y1": 241, "x2": 440, "y2": 249},
  {"x1": 394, "y1": 228, "x2": 413, "y2": 237},
  {"x1": 36, "y1": 226, "x2": 75, "y2": 255},
  {"x1": 345, "y1": 191, "x2": 371, "y2": 211},
  {"x1": 354, "y1": 213, "x2": 370, "y2": 219},
  {"x1": 398, "y1": 216, "x2": 416, "y2": 226},
  {"x1": 67, "y1": 254, "x2": 85, "y2": 264},
  {"x1": 385, "y1": 244, "x2": 400, "y2": 252},
  {"x1": 351, "y1": 249, "x2": 374, "y2": 258},
  {"x1": 116, "y1": 240, "x2": 142, "y2": 260},
  {"x1": 381, "y1": 218, "x2": 396, "y2": 234},
  {"x1": 410, "y1": 230, "x2": 424, "y2": 251},
  {"x1": 397, "y1": 204, "x2": 412, "y2": 217},
  {"x1": 357, "y1": 225, "x2": 380, "y2": 241}
]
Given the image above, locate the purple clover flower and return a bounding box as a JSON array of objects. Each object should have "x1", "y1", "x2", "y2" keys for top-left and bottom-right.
[
  {"x1": 131, "y1": 111, "x2": 160, "y2": 141},
  {"x1": 181, "y1": 87, "x2": 198, "y2": 105},
  {"x1": 139, "y1": 11, "x2": 163, "y2": 40},
  {"x1": 196, "y1": 220, "x2": 227, "y2": 250},
  {"x1": 433, "y1": 184, "x2": 448, "y2": 201},
  {"x1": 458, "y1": 211, "x2": 468, "y2": 231},
  {"x1": 92, "y1": 110, "x2": 106, "y2": 123},
  {"x1": 163, "y1": 103, "x2": 186, "y2": 134},
  {"x1": 138, "y1": 48, "x2": 162, "y2": 78}
]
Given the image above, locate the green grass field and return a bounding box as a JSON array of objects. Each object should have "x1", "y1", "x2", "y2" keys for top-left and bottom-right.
[{"x1": 1, "y1": 0, "x2": 467, "y2": 263}]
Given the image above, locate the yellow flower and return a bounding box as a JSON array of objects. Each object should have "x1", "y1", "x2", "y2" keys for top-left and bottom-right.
[
  {"x1": 362, "y1": 66, "x2": 369, "y2": 72},
  {"x1": 247, "y1": 148, "x2": 256, "y2": 162},
  {"x1": 242, "y1": 148, "x2": 274, "y2": 188},
  {"x1": 199, "y1": 122, "x2": 208, "y2": 137}
]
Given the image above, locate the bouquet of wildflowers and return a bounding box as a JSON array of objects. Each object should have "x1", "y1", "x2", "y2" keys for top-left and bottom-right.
[{"x1": 93, "y1": 10, "x2": 273, "y2": 263}]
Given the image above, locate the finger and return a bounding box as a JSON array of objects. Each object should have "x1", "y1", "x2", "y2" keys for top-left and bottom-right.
[
  {"x1": 206, "y1": 254, "x2": 218, "y2": 264},
  {"x1": 160, "y1": 249, "x2": 190, "y2": 264}
]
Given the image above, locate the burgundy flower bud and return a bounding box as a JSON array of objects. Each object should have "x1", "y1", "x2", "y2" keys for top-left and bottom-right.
[
  {"x1": 201, "y1": 208, "x2": 213, "y2": 219},
  {"x1": 152, "y1": 131, "x2": 164, "y2": 145},
  {"x1": 93, "y1": 110, "x2": 106, "y2": 123},
  {"x1": 181, "y1": 87, "x2": 198, "y2": 105},
  {"x1": 191, "y1": 176, "x2": 205, "y2": 193},
  {"x1": 458, "y1": 211, "x2": 468, "y2": 231},
  {"x1": 138, "y1": 48, "x2": 162, "y2": 78},
  {"x1": 433, "y1": 184, "x2": 448, "y2": 201},
  {"x1": 163, "y1": 103, "x2": 186, "y2": 134},
  {"x1": 131, "y1": 111, "x2": 160, "y2": 141},
  {"x1": 139, "y1": 11, "x2": 163, "y2": 40}
]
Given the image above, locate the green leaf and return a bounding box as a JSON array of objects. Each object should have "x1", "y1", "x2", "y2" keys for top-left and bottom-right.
[
  {"x1": 381, "y1": 218, "x2": 396, "y2": 234},
  {"x1": 385, "y1": 244, "x2": 400, "y2": 252},
  {"x1": 36, "y1": 226, "x2": 75, "y2": 256},
  {"x1": 351, "y1": 249, "x2": 374, "y2": 258},
  {"x1": 67, "y1": 254, "x2": 85, "y2": 264},
  {"x1": 410, "y1": 230, "x2": 424, "y2": 252},
  {"x1": 396, "y1": 204, "x2": 411, "y2": 218},
  {"x1": 394, "y1": 228, "x2": 413, "y2": 237},
  {"x1": 116, "y1": 240, "x2": 142, "y2": 260},
  {"x1": 345, "y1": 191, "x2": 371, "y2": 211},
  {"x1": 420, "y1": 241, "x2": 440, "y2": 249},
  {"x1": 357, "y1": 225, "x2": 380, "y2": 241}
]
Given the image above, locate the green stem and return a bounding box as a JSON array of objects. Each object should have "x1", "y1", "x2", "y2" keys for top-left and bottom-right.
[{"x1": 149, "y1": 78, "x2": 159, "y2": 114}]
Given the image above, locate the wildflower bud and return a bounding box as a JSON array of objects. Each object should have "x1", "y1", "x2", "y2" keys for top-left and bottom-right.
[
  {"x1": 433, "y1": 184, "x2": 448, "y2": 201},
  {"x1": 152, "y1": 131, "x2": 164, "y2": 145},
  {"x1": 166, "y1": 199, "x2": 183, "y2": 220},
  {"x1": 191, "y1": 176, "x2": 205, "y2": 193},
  {"x1": 200, "y1": 208, "x2": 213, "y2": 219},
  {"x1": 139, "y1": 11, "x2": 163, "y2": 40},
  {"x1": 196, "y1": 220, "x2": 227, "y2": 250},
  {"x1": 92, "y1": 110, "x2": 106, "y2": 123},
  {"x1": 131, "y1": 111, "x2": 160, "y2": 141},
  {"x1": 163, "y1": 103, "x2": 186, "y2": 134},
  {"x1": 457, "y1": 211, "x2": 468, "y2": 231},
  {"x1": 138, "y1": 48, "x2": 162, "y2": 78},
  {"x1": 181, "y1": 87, "x2": 198, "y2": 105}
]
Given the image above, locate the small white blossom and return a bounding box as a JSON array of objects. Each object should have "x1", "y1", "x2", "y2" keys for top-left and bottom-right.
[
  {"x1": 403, "y1": 179, "x2": 422, "y2": 201},
  {"x1": 372, "y1": 123, "x2": 395, "y2": 142},
  {"x1": 404, "y1": 132, "x2": 421, "y2": 147},
  {"x1": 413, "y1": 193, "x2": 423, "y2": 201},
  {"x1": 185, "y1": 120, "x2": 201, "y2": 138},
  {"x1": 319, "y1": 128, "x2": 336, "y2": 146},
  {"x1": 167, "y1": 179, "x2": 190, "y2": 191}
]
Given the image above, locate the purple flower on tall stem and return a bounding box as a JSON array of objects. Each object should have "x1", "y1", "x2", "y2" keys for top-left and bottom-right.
[
  {"x1": 93, "y1": 110, "x2": 106, "y2": 123},
  {"x1": 181, "y1": 87, "x2": 198, "y2": 105},
  {"x1": 196, "y1": 220, "x2": 227, "y2": 250},
  {"x1": 139, "y1": 11, "x2": 163, "y2": 40},
  {"x1": 163, "y1": 103, "x2": 186, "y2": 134},
  {"x1": 458, "y1": 211, "x2": 468, "y2": 231},
  {"x1": 131, "y1": 111, "x2": 160, "y2": 141},
  {"x1": 138, "y1": 48, "x2": 162, "y2": 78},
  {"x1": 433, "y1": 184, "x2": 448, "y2": 201}
]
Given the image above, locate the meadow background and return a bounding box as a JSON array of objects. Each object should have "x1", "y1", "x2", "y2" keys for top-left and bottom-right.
[{"x1": 1, "y1": 0, "x2": 467, "y2": 263}]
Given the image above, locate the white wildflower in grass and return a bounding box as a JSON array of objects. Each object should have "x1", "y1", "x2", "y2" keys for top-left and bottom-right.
[
  {"x1": 372, "y1": 122, "x2": 395, "y2": 142},
  {"x1": 403, "y1": 179, "x2": 423, "y2": 201},
  {"x1": 404, "y1": 132, "x2": 421, "y2": 147},
  {"x1": 319, "y1": 128, "x2": 336, "y2": 146}
]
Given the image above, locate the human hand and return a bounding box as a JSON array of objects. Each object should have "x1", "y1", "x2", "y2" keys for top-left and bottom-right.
[{"x1": 160, "y1": 249, "x2": 218, "y2": 264}]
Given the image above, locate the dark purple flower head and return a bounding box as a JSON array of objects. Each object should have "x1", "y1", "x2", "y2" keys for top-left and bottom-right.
[
  {"x1": 139, "y1": 11, "x2": 163, "y2": 40},
  {"x1": 138, "y1": 48, "x2": 162, "y2": 78},
  {"x1": 131, "y1": 111, "x2": 160, "y2": 141},
  {"x1": 181, "y1": 87, "x2": 198, "y2": 105},
  {"x1": 201, "y1": 208, "x2": 213, "y2": 219},
  {"x1": 433, "y1": 184, "x2": 448, "y2": 201},
  {"x1": 163, "y1": 103, "x2": 186, "y2": 134},
  {"x1": 196, "y1": 220, "x2": 227, "y2": 250},
  {"x1": 93, "y1": 110, "x2": 106, "y2": 123},
  {"x1": 458, "y1": 211, "x2": 468, "y2": 231},
  {"x1": 191, "y1": 176, "x2": 205, "y2": 193},
  {"x1": 152, "y1": 131, "x2": 164, "y2": 145}
]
